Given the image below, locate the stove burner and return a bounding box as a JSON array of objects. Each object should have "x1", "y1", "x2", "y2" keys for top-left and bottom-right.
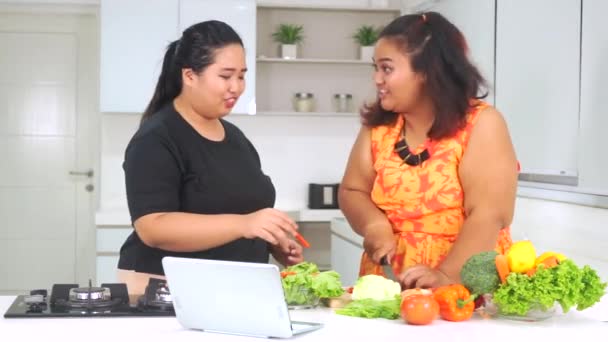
[
  {"x1": 69, "y1": 287, "x2": 111, "y2": 302},
  {"x1": 137, "y1": 278, "x2": 174, "y2": 312},
  {"x1": 50, "y1": 281, "x2": 124, "y2": 311},
  {"x1": 155, "y1": 282, "x2": 172, "y2": 303}
]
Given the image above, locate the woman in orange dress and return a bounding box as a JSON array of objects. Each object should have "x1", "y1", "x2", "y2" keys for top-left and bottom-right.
[{"x1": 339, "y1": 12, "x2": 518, "y2": 289}]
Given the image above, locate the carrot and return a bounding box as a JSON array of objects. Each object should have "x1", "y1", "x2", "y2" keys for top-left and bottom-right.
[
  {"x1": 526, "y1": 256, "x2": 560, "y2": 277},
  {"x1": 280, "y1": 271, "x2": 297, "y2": 278},
  {"x1": 495, "y1": 254, "x2": 510, "y2": 284},
  {"x1": 538, "y1": 255, "x2": 559, "y2": 269},
  {"x1": 295, "y1": 232, "x2": 311, "y2": 248}
]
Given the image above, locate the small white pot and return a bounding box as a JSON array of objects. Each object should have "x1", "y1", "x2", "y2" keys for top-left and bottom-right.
[
  {"x1": 281, "y1": 44, "x2": 297, "y2": 59},
  {"x1": 360, "y1": 45, "x2": 374, "y2": 61}
]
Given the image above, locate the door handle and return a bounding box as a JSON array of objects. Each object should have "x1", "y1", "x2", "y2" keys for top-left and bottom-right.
[{"x1": 69, "y1": 169, "x2": 94, "y2": 178}]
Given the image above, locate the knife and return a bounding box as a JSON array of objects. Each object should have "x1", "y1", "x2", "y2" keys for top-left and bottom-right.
[{"x1": 380, "y1": 256, "x2": 398, "y2": 281}]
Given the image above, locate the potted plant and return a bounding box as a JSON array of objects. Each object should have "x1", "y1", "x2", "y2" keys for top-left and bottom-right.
[
  {"x1": 353, "y1": 25, "x2": 380, "y2": 61},
  {"x1": 272, "y1": 23, "x2": 304, "y2": 59}
]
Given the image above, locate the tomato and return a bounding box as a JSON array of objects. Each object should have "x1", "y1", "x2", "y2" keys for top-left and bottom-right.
[
  {"x1": 401, "y1": 288, "x2": 433, "y2": 301},
  {"x1": 400, "y1": 294, "x2": 439, "y2": 325}
]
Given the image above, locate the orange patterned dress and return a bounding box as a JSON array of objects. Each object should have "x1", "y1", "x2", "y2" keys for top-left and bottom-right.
[{"x1": 359, "y1": 101, "x2": 512, "y2": 277}]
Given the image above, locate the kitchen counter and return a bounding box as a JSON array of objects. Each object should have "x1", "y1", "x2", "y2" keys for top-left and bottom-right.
[
  {"x1": 96, "y1": 208, "x2": 344, "y2": 226},
  {"x1": 2, "y1": 296, "x2": 606, "y2": 341}
]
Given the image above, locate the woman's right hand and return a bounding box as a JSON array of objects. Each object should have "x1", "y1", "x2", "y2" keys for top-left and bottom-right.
[
  {"x1": 363, "y1": 225, "x2": 396, "y2": 264},
  {"x1": 241, "y1": 208, "x2": 299, "y2": 250}
]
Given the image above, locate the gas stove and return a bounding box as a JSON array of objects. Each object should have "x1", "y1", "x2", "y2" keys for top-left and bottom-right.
[{"x1": 3, "y1": 278, "x2": 175, "y2": 318}]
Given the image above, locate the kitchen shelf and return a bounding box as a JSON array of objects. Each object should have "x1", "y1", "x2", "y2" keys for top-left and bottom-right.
[
  {"x1": 256, "y1": 3, "x2": 397, "y2": 114},
  {"x1": 257, "y1": 3, "x2": 400, "y2": 13},
  {"x1": 257, "y1": 57, "x2": 371, "y2": 65},
  {"x1": 257, "y1": 111, "x2": 358, "y2": 117}
]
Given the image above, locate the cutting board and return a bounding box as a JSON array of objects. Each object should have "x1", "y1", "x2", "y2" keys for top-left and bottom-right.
[{"x1": 322, "y1": 292, "x2": 353, "y2": 309}]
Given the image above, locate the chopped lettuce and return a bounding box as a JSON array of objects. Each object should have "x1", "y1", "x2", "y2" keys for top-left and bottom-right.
[
  {"x1": 351, "y1": 275, "x2": 401, "y2": 301},
  {"x1": 493, "y1": 259, "x2": 606, "y2": 316},
  {"x1": 281, "y1": 262, "x2": 344, "y2": 305},
  {"x1": 336, "y1": 295, "x2": 401, "y2": 319}
]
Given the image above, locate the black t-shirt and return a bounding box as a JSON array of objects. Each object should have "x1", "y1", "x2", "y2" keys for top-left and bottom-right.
[{"x1": 118, "y1": 104, "x2": 275, "y2": 275}]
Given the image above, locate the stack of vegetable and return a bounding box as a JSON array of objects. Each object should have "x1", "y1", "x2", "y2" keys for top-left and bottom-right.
[
  {"x1": 336, "y1": 275, "x2": 477, "y2": 325},
  {"x1": 460, "y1": 240, "x2": 607, "y2": 317},
  {"x1": 280, "y1": 262, "x2": 344, "y2": 306}
]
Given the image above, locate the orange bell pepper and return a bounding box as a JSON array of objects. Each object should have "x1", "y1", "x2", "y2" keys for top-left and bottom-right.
[{"x1": 433, "y1": 284, "x2": 476, "y2": 322}]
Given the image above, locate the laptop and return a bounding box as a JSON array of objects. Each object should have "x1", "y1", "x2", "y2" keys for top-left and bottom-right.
[{"x1": 162, "y1": 257, "x2": 324, "y2": 338}]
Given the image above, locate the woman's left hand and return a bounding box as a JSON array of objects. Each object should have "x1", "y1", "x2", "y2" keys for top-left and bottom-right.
[
  {"x1": 270, "y1": 239, "x2": 304, "y2": 266},
  {"x1": 398, "y1": 265, "x2": 454, "y2": 289}
]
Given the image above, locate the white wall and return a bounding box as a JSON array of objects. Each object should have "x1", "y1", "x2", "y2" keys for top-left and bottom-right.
[
  {"x1": 99, "y1": 113, "x2": 360, "y2": 211},
  {"x1": 511, "y1": 197, "x2": 608, "y2": 280}
]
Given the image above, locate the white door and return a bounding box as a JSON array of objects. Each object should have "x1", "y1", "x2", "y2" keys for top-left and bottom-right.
[{"x1": 0, "y1": 10, "x2": 98, "y2": 294}]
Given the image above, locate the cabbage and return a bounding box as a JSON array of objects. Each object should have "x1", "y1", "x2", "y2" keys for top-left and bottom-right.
[{"x1": 351, "y1": 275, "x2": 401, "y2": 301}]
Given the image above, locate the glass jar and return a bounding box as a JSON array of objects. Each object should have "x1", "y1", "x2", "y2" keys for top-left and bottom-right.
[
  {"x1": 333, "y1": 93, "x2": 353, "y2": 113},
  {"x1": 293, "y1": 92, "x2": 315, "y2": 112}
]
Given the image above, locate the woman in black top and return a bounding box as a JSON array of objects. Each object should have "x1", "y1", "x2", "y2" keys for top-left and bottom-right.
[{"x1": 117, "y1": 20, "x2": 302, "y2": 294}]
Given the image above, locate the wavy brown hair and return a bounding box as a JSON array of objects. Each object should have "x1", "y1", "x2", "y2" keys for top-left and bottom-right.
[{"x1": 362, "y1": 12, "x2": 488, "y2": 140}]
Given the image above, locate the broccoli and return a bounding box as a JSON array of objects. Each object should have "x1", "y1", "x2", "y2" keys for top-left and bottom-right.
[{"x1": 460, "y1": 250, "x2": 500, "y2": 295}]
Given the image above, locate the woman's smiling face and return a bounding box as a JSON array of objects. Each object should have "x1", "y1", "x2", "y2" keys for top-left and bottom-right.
[{"x1": 372, "y1": 37, "x2": 426, "y2": 113}]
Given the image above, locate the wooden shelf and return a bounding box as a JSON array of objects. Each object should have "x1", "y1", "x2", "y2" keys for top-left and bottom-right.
[
  {"x1": 257, "y1": 111, "x2": 358, "y2": 117},
  {"x1": 257, "y1": 57, "x2": 371, "y2": 65},
  {"x1": 257, "y1": 3, "x2": 401, "y2": 13}
]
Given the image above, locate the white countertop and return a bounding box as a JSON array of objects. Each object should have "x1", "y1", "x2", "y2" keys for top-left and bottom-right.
[
  {"x1": 2, "y1": 296, "x2": 606, "y2": 341},
  {"x1": 96, "y1": 208, "x2": 344, "y2": 226}
]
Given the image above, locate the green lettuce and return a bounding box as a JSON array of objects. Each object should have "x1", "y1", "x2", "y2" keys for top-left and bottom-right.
[
  {"x1": 335, "y1": 295, "x2": 401, "y2": 319},
  {"x1": 281, "y1": 262, "x2": 344, "y2": 305},
  {"x1": 493, "y1": 259, "x2": 606, "y2": 316}
]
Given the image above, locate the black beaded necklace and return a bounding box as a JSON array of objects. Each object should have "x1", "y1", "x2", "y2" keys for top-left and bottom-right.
[{"x1": 394, "y1": 125, "x2": 430, "y2": 166}]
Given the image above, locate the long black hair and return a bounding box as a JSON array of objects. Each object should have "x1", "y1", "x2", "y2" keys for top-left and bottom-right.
[
  {"x1": 362, "y1": 12, "x2": 487, "y2": 140},
  {"x1": 141, "y1": 20, "x2": 243, "y2": 124}
]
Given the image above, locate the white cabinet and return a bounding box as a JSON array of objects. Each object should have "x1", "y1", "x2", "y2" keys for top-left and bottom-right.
[
  {"x1": 179, "y1": 0, "x2": 256, "y2": 115},
  {"x1": 100, "y1": 0, "x2": 256, "y2": 114},
  {"x1": 100, "y1": 0, "x2": 179, "y2": 113},
  {"x1": 96, "y1": 227, "x2": 132, "y2": 285},
  {"x1": 420, "y1": 0, "x2": 495, "y2": 102},
  {"x1": 578, "y1": 0, "x2": 608, "y2": 193},
  {"x1": 330, "y1": 217, "x2": 363, "y2": 286},
  {"x1": 495, "y1": 0, "x2": 580, "y2": 177}
]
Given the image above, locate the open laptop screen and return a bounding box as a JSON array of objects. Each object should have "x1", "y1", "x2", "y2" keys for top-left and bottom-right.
[{"x1": 162, "y1": 257, "x2": 323, "y2": 338}]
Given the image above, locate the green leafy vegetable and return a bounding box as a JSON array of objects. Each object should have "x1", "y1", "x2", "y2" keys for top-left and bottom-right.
[
  {"x1": 493, "y1": 259, "x2": 606, "y2": 316},
  {"x1": 281, "y1": 262, "x2": 344, "y2": 305},
  {"x1": 336, "y1": 295, "x2": 401, "y2": 319},
  {"x1": 311, "y1": 271, "x2": 344, "y2": 298}
]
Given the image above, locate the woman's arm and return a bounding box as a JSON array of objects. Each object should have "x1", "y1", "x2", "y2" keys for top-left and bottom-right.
[
  {"x1": 135, "y1": 208, "x2": 298, "y2": 253},
  {"x1": 438, "y1": 106, "x2": 518, "y2": 281},
  {"x1": 338, "y1": 125, "x2": 394, "y2": 262}
]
